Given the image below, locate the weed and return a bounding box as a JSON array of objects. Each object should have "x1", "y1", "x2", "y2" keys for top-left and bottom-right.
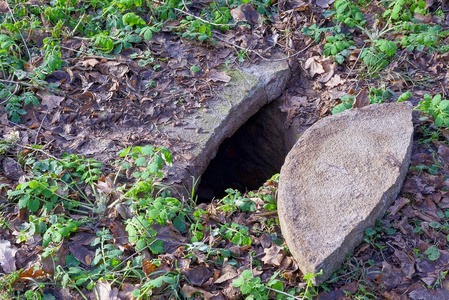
[
  {"x1": 133, "y1": 272, "x2": 181, "y2": 299},
  {"x1": 396, "y1": 90, "x2": 412, "y2": 102},
  {"x1": 332, "y1": 94, "x2": 355, "y2": 114},
  {"x1": 416, "y1": 94, "x2": 449, "y2": 128},
  {"x1": 42, "y1": 215, "x2": 85, "y2": 247},
  {"x1": 213, "y1": 222, "x2": 252, "y2": 246},
  {"x1": 400, "y1": 24, "x2": 449, "y2": 52},
  {"x1": 302, "y1": 25, "x2": 339, "y2": 43},
  {"x1": 424, "y1": 245, "x2": 441, "y2": 261},
  {"x1": 323, "y1": 33, "x2": 354, "y2": 64},
  {"x1": 232, "y1": 269, "x2": 268, "y2": 299},
  {"x1": 368, "y1": 87, "x2": 393, "y2": 104},
  {"x1": 125, "y1": 215, "x2": 164, "y2": 254},
  {"x1": 332, "y1": 0, "x2": 366, "y2": 28}
]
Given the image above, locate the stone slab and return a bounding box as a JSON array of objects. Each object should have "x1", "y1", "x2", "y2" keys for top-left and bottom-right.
[
  {"x1": 277, "y1": 103, "x2": 414, "y2": 285},
  {"x1": 162, "y1": 57, "x2": 291, "y2": 195}
]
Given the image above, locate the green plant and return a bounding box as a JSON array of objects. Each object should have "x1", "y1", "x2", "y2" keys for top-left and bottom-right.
[
  {"x1": 368, "y1": 87, "x2": 393, "y2": 104},
  {"x1": 117, "y1": 145, "x2": 172, "y2": 181},
  {"x1": 133, "y1": 272, "x2": 181, "y2": 299},
  {"x1": 323, "y1": 33, "x2": 354, "y2": 64},
  {"x1": 416, "y1": 94, "x2": 449, "y2": 128},
  {"x1": 400, "y1": 24, "x2": 449, "y2": 52},
  {"x1": 397, "y1": 91, "x2": 412, "y2": 102},
  {"x1": 42, "y1": 216, "x2": 85, "y2": 247},
  {"x1": 233, "y1": 269, "x2": 268, "y2": 300},
  {"x1": 424, "y1": 245, "x2": 441, "y2": 261},
  {"x1": 332, "y1": 94, "x2": 355, "y2": 114},
  {"x1": 125, "y1": 215, "x2": 164, "y2": 254},
  {"x1": 301, "y1": 25, "x2": 339, "y2": 43},
  {"x1": 333, "y1": 0, "x2": 365, "y2": 28},
  {"x1": 213, "y1": 222, "x2": 252, "y2": 246},
  {"x1": 189, "y1": 208, "x2": 207, "y2": 243},
  {"x1": 3, "y1": 90, "x2": 39, "y2": 123}
]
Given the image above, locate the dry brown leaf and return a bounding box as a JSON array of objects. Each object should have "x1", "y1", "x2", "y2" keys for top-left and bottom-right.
[
  {"x1": 37, "y1": 91, "x2": 65, "y2": 112},
  {"x1": 0, "y1": 1, "x2": 8, "y2": 13},
  {"x1": 118, "y1": 283, "x2": 137, "y2": 300},
  {"x1": 214, "y1": 265, "x2": 238, "y2": 284},
  {"x1": 353, "y1": 89, "x2": 369, "y2": 109},
  {"x1": 381, "y1": 262, "x2": 402, "y2": 290},
  {"x1": 394, "y1": 250, "x2": 415, "y2": 279},
  {"x1": 262, "y1": 244, "x2": 285, "y2": 266},
  {"x1": 316, "y1": 0, "x2": 335, "y2": 8},
  {"x1": 207, "y1": 69, "x2": 232, "y2": 83},
  {"x1": 142, "y1": 259, "x2": 158, "y2": 276},
  {"x1": 230, "y1": 4, "x2": 260, "y2": 25},
  {"x1": 79, "y1": 58, "x2": 100, "y2": 68},
  {"x1": 181, "y1": 285, "x2": 218, "y2": 299},
  {"x1": 304, "y1": 56, "x2": 325, "y2": 77},
  {"x1": 183, "y1": 266, "x2": 213, "y2": 287},
  {"x1": 95, "y1": 280, "x2": 119, "y2": 300},
  {"x1": 68, "y1": 243, "x2": 94, "y2": 266},
  {"x1": 0, "y1": 240, "x2": 17, "y2": 273},
  {"x1": 388, "y1": 197, "x2": 410, "y2": 215},
  {"x1": 324, "y1": 74, "x2": 345, "y2": 88}
]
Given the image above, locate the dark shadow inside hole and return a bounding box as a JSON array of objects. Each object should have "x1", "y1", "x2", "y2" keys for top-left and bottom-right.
[{"x1": 196, "y1": 98, "x2": 296, "y2": 203}]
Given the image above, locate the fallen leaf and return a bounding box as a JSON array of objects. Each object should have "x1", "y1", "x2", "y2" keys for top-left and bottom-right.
[
  {"x1": 68, "y1": 243, "x2": 94, "y2": 266},
  {"x1": 181, "y1": 285, "x2": 218, "y2": 299},
  {"x1": 2, "y1": 157, "x2": 23, "y2": 180},
  {"x1": 353, "y1": 89, "x2": 369, "y2": 109},
  {"x1": 304, "y1": 56, "x2": 325, "y2": 77},
  {"x1": 0, "y1": 1, "x2": 8, "y2": 13},
  {"x1": 394, "y1": 250, "x2": 415, "y2": 279},
  {"x1": 316, "y1": 0, "x2": 335, "y2": 8},
  {"x1": 0, "y1": 240, "x2": 17, "y2": 273},
  {"x1": 95, "y1": 280, "x2": 119, "y2": 300},
  {"x1": 230, "y1": 4, "x2": 260, "y2": 25},
  {"x1": 260, "y1": 233, "x2": 271, "y2": 248},
  {"x1": 215, "y1": 265, "x2": 238, "y2": 284},
  {"x1": 207, "y1": 69, "x2": 231, "y2": 83},
  {"x1": 262, "y1": 244, "x2": 285, "y2": 266},
  {"x1": 409, "y1": 288, "x2": 449, "y2": 300},
  {"x1": 438, "y1": 144, "x2": 449, "y2": 164},
  {"x1": 324, "y1": 74, "x2": 345, "y2": 88},
  {"x1": 118, "y1": 283, "x2": 136, "y2": 300},
  {"x1": 79, "y1": 58, "x2": 100, "y2": 68},
  {"x1": 388, "y1": 197, "x2": 410, "y2": 215},
  {"x1": 37, "y1": 91, "x2": 65, "y2": 112},
  {"x1": 183, "y1": 266, "x2": 213, "y2": 287},
  {"x1": 142, "y1": 258, "x2": 158, "y2": 276},
  {"x1": 381, "y1": 262, "x2": 402, "y2": 290}
]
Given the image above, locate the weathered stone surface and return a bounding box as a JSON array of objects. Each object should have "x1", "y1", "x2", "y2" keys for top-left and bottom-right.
[
  {"x1": 278, "y1": 102, "x2": 413, "y2": 285},
  {"x1": 161, "y1": 57, "x2": 291, "y2": 194}
]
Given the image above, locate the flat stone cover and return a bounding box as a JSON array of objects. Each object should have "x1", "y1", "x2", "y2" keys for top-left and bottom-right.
[{"x1": 278, "y1": 103, "x2": 413, "y2": 284}]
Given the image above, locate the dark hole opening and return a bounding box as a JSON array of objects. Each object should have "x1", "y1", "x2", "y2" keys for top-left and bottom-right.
[{"x1": 196, "y1": 98, "x2": 298, "y2": 203}]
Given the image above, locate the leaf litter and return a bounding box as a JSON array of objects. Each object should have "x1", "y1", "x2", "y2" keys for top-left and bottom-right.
[{"x1": 1, "y1": 0, "x2": 449, "y2": 298}]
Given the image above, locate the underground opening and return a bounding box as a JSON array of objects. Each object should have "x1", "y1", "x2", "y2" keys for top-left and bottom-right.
[{"x1": 196, "y1": 97, "x2": 303, "y2": 203}]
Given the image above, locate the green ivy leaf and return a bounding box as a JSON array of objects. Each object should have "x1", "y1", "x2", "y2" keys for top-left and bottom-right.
[{"x1": 425, "y1": 245, "x2": 440, "y2": 261}]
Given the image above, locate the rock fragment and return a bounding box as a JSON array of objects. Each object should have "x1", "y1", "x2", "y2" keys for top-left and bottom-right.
[{"x1": 278, "y1": 103, "x2": 414, "y2": 285}]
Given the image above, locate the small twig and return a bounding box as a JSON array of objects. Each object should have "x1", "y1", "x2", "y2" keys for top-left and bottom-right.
[
  {"x1": 266, "y1": 287, "x2": 305, "y2": 300},
  {"x1": 70, "y1": 13, "x2": 85, "y2": 37},
  {"x1": 0, "y1": 78, "x2": 83, "y2": 104},
  {"x1": 181, "y1": 0, "x2": 190, "y2": 12},
  {"x1": 34, "y1": 113, "x2": 47, "y2": 145},
  {"x1": 0, "y1": 83, "x2": 19, "y2": 104},
  {"x1": 6, "y1": 3, "x2": 31, "y2": 59},
  {"x1": 16, "y1": 143, "x2": 59, "y2": 160},
  {"x1": 174, "y1": 7, "x2": 236, "y2": 27},
  {"x1": 344, "y1": 44, "x2": 365, "y2": 81},
  {"x1": 254, "y1": 210, "x2": 278, "y2": 217},
  {"x1": 212, "y1": 33, "x2": 315, "y2": 62}
]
